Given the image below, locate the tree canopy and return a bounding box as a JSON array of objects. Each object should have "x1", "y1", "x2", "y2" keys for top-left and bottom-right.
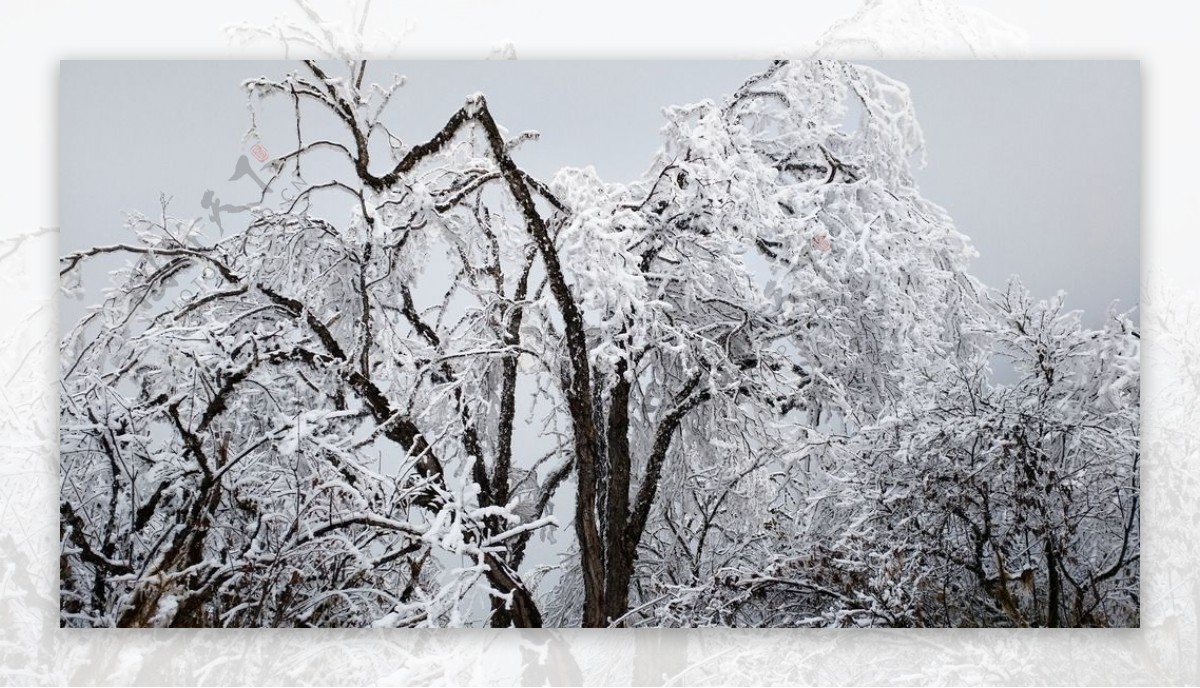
[{"x1": 59, "y1": 59, "x2": 1139, "y2": 628}]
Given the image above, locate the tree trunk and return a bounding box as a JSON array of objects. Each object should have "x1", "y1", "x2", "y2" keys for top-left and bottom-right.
[
  {"x1": 475, "y1": 101, "x2": 608, "y2": 627},
  {"x1": 1045, "y1": 539, "x2": 1062, "y2": 628},
  {"x1": 603, "y1": 361, "x2": 634, "y2": 625}
]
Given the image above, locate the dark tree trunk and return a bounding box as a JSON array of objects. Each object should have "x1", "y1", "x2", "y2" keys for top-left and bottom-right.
[
  {"x1": 474, "y1": 101, "x2": 609, "y2": 627},
  {"x1": 603, "y1": 361, "x2": 634, "y2": 624},
  {"x1": 1045, "y1": 539, "x2": 1062, "y2": 627},
  {"x1": 485, "y1": 553, "x2": 543, "y2": 628}
]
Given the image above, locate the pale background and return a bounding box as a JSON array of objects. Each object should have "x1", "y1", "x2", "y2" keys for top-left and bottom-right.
[{"x1": 1, "y1": 1, "x2": 1195, "y2": 685}]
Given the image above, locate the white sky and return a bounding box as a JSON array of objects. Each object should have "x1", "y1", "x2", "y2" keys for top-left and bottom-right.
[{"x1": 60, "y1": 60, "x2": 1140, "y2": 329}]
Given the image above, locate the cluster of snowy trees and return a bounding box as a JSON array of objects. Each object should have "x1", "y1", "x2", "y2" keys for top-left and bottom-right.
[{"x1": 59, "y1": 59, "x2": 1139, "y2": 628}]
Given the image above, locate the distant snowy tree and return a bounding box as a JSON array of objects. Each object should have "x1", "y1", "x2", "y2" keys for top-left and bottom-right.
[
  {"x1": 59, "y1": 59, "x2": 1138, "y2": 628},
  {"x1": 646, "y1": 281, "x2": 1139, "y2": 628}
]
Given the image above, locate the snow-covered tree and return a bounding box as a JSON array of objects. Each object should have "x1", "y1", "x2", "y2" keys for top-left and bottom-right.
[
  {"x1": 645, "y1": 280, "x2": 1138, "y2": 628},
  {"x1": 59, "y1": 59, "x2": 1138, "y2": 628}
]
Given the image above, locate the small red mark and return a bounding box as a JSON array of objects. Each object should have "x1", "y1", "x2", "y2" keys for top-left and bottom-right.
[
  {"x1": 813, "y1": 234, "x2": 832, "y2": 252},
  {"x1": 251, "y1": 143, "x2": 270, "y2": 163}
]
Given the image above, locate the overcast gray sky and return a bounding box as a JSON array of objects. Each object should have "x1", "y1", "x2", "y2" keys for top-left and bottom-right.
[{"x1": 60, "y1": 60, "x2": 1140, "y2": 326}]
